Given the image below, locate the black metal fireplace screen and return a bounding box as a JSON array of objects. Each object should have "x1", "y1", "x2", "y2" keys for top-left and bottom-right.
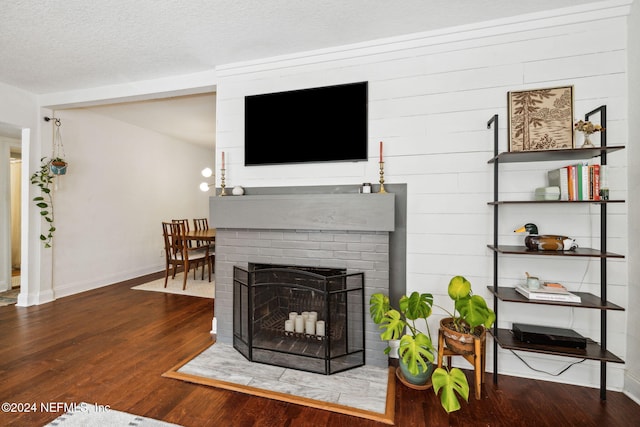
[{"x1": 233, "y1": 263, "x2": 365, "y2": 375}]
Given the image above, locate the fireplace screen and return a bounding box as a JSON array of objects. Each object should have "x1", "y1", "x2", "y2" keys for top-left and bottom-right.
[{"x1": 233, "y1": 263, "x2": 365, "y2": 375}]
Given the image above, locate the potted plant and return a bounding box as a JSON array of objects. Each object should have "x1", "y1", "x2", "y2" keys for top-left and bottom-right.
[
  {"x1": 439, "y1": 275, "x2": 495, "y2": 355},
  {"x1": 50, "y1": 157, "x2": 68, "y2": 175},
  {"x1": 370, "y1": 292, "x2": 470, "y2": 413},
  {"x1": 30, "y1": 157, "x2": 58, "y2": 247}
]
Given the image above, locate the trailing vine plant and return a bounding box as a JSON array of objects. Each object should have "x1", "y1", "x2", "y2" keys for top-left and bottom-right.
[{"x1": 30, "y1": 157, "x2": 56, "y2": 248}]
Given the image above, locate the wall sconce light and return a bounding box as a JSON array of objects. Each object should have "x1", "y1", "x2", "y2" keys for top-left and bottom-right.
[{"x1": 200, "y1": 167, "x2": 214, "y2": 192}]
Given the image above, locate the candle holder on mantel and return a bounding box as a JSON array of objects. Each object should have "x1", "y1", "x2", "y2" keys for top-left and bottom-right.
[
  {"x1": 219, "y1": 168, "x2": 227, "y2": 196},
  {"x1": 378, "y1": 161, "x2": 387, "y2": 193}
]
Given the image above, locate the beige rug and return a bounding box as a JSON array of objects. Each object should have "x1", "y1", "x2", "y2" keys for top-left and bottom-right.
[
  {"x1": 131, "y1": 272, "x2": 214, "y2": 299},
  {"x1": 0, "y1": 287, "x2": 19, "y2": 307}
]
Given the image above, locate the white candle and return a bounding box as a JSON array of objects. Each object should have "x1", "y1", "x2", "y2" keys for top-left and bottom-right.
[
  {"x1": 284, "y1": 320, "x2": 294, "y2": 332},
  {"x1": 301, "y1": 311, "x2": 309, "y2": 322},
  {"x1": 289, "y1": 312, "x2": 298, "y2": 321},
  {"x1": 305, "y1": 319, "x2": 315, "y2": 335},
  {"x1": 295, "y1": 315, "x2": 304, "y2": 333},
  {"x1": 316, "y1": 320, "x2": 325, "y2": 337},
  {"x1": 309, "y1": 311, "x2": 318, "y2": 323}
]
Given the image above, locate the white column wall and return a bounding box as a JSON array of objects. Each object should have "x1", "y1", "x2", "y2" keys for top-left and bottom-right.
[
  {"x1": 0, "y1": 82, "x2": 41, "y2": 306},
  {"x1": 214, "y1": 4, "x2": 631, "y2": 390}
]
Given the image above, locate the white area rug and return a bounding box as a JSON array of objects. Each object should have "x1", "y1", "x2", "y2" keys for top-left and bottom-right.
[
  {"x1": 131, "y1": 272, "x2": 214, "y2": 299},
  {"x1": 43, "y1": 402, "x2": 181, "y2": 426}
]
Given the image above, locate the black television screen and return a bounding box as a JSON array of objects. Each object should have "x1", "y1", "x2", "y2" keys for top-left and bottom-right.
[{"x1": 244, "y1": 82, "x2": 368, "y2": 166}]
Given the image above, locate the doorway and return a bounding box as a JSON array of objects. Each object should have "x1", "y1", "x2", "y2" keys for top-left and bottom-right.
[{"x1": 0, "y1": 122, "x2": 25, "y2": 305}]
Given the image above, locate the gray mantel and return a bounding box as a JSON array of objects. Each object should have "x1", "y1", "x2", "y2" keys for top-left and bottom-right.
[
  {"x1": 210, "y1": 193, "x2": 395, "y2": 232},
  {"x1": 209, "y1": 184, "x2": 407, "y2": 315}
]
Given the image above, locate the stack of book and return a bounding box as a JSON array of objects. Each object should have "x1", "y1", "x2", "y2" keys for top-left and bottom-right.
[
  {"x1": 548, "y1": 164, "x2": 602, "y2": 201},
  {"x1": 515, "y1": 283, "x2": 581, "y2": 303}
]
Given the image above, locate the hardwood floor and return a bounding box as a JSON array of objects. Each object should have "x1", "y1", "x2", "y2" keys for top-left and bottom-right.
[{"x1": 0, "y1": 274, "x2": 638, "y2": 426}]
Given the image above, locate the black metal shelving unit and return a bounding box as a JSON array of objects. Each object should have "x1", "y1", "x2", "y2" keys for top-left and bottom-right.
[{"x1": 486, "y1": 106, "x2": 626, "y2": 400}]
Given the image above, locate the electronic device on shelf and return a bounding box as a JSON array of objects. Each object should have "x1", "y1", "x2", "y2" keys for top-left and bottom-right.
[{"x1": 512, "y1": 323, "x2": 587, "y2": 349}]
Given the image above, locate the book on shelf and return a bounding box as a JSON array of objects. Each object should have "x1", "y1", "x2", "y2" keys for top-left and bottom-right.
[
  {"x1": 515, "y1": 285, "x2": 582, "y2": 303},
  {"x1": 547, "y1": 164, "x2": 602, "y2": 201}
]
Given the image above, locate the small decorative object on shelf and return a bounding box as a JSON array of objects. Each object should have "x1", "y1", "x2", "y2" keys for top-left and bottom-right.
[
  {"x1": 232, "y1": 186, "x2": 244, "y2": 196},
  {"x1": 219, "y1": 169, "x2": 227, "y2": 196},
  {"x1": 378, "y1": 141, "x2": 387, "y2": 193},
  {"x1": 361, "y1": 183, "x2": 372, "y2": 193},
  {"x1": 378, "y1": 162, "x2": 387, "y2": 193},
  {"x1": 219, "y1": 151, "x2": 227, "y2": 196},
  {"x1": 574, "y1": 119, "x2": 604, "y2": 148},
  {"x1": 514, "y1": 223, "x2": 577, "y2": 251}
]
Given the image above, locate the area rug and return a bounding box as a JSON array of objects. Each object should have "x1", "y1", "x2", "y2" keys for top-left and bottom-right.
[
  {"x1": 43, "y1": 402, "x2": 182, "y2": 426},
  {"x1": 0, "y1": 287, "x2": 19, "y2": 307},
  {"x1": 131, "y1": 272, "x2": 214, "y2": 299},
  {"x1": 163, "y1": 342, "x2": 395, "y2": 424}
]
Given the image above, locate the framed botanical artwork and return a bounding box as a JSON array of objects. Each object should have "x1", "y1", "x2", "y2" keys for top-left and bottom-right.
[{"x1": 508, "y1": 86, "x2": 574, "y2": 152}]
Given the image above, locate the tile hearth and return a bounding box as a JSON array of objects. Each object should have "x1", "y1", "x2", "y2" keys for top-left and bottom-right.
[{"x1": 175, "y1": 342, "x2": 389, "y2": 414}]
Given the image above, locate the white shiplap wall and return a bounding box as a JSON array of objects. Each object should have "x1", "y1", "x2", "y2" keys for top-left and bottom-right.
[{"x1": 215, "y1": 3, "x2": 630, "y2": 390}]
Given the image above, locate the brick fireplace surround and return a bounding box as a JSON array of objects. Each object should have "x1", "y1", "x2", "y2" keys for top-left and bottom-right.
[{"x1": 210, "y1": 185, "x2": 405, "y2": 369}]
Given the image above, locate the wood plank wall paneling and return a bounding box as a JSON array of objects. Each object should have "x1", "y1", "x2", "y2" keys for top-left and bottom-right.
[{"x1": 215, "y1": 8, "x2": 630, "y2": 391}]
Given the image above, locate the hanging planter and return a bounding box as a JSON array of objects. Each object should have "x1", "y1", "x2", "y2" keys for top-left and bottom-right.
[
  {"x1": 30, "y1": 116, "x2": 68, "y2": 248},
  {"x1": 48, "y1": 117, "x2": 68, "y2": 175},
  {"x1": 50, "y1": 157, "x2": 68, "y2": 175}
]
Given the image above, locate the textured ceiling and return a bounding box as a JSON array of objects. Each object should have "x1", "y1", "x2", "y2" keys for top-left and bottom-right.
[{"x1": 0, "y1": 0, "x2": 602, "y2": 144}]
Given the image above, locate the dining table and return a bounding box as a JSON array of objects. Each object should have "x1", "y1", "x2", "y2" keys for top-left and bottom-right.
[{"x1": 184, "y1": 228, "x2": 216, "y2": 243}]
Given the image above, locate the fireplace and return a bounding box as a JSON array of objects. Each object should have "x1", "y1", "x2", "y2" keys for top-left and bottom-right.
[
  {"x1": 233, "y1": 263, "x2": 365, "y2": 375},
  {"x1": 210, "y1": 189, "x2": 399, "y2": 370}
]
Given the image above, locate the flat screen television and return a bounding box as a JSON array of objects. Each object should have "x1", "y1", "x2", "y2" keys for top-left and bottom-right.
[{"x1": 244, "y1": 82, "x2": 368, "y2": 166}]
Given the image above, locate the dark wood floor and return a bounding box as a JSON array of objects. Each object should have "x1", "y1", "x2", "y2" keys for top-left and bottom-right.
[{"x1": 0, "y1": 274, "x2": 638, "y2": 427}]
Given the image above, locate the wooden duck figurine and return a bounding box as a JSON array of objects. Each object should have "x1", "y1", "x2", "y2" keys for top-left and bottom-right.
[{"x1": 514, "y1": 223, "x2": 577, "y2": 251}]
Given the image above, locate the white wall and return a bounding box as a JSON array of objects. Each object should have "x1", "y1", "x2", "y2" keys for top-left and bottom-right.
[
  {"x1": 40, "y1": 108, "x2": 213, "y2": 298},
  {"x1": 215, "y1": 2, "x2": 632, "y2": 391},
  {"x1": 624, "y1": 0, "x2": 640, "y2": 403}
]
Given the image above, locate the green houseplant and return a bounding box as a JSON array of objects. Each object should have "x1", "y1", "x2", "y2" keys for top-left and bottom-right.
[
  {"x1": 370, "y1": 291, "x2": 470, "y2": 413},
  {"x1": 439, "y1": 275, "x2": 495, "y2": 355},
  {"x1": 30, "y1": 157, "x2": 59, "y2": 247}
]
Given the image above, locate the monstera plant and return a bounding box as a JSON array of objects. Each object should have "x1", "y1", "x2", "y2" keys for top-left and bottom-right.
[
  {"x1": 444, "y1": 275, "x2": 496, "y2": 334},
  {"x1": 370, "y1": 291, "x2": 470, "y2": 413}
]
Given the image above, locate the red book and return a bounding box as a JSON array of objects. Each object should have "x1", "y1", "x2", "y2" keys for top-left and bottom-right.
[{"x1": 593, "y1": 164, "x2": 600, "y2": 201}]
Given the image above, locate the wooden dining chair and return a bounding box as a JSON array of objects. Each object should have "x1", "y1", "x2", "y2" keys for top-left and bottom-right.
[
  {"x1": 162, "y1": 221, "x2": 212, "y2": 289},
  {"x1": 193, "y1": 218, "x2": 208, "y2": 231},
  {"x1": 193, "y1": 217, "x2": 215, "y2": 274}
]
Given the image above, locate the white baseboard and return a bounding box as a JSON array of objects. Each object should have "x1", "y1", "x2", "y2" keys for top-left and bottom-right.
[{"x1": 624, "y1": 370, "x2": 640, "y2": 405}]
